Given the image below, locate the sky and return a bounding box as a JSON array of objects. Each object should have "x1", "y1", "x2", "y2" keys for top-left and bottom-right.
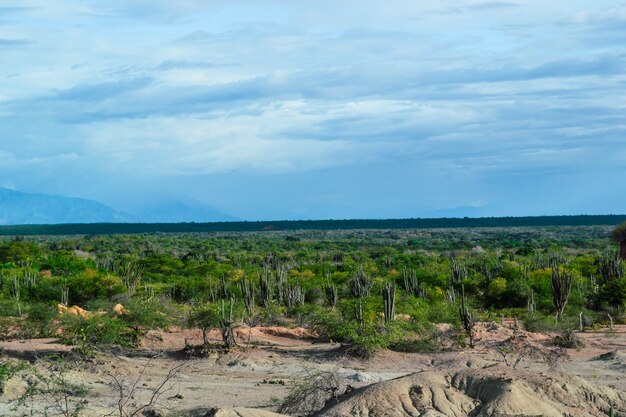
[{"x1": 0, "y1": 1, "x2": 625, "y2": 220}]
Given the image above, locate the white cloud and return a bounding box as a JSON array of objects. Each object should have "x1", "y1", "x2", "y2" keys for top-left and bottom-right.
[{"x1": 0, "y1": 0, "x2": 624, "y2": 217}]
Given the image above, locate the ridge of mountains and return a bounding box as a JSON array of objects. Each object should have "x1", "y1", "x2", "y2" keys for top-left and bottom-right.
[{"x1": 0, "y1": 187, "x2": 234, "y2": 225}]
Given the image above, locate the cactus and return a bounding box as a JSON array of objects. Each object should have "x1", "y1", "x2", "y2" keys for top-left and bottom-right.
[
  {"x1": 355, "y1": 298, "x2": 364, "y2": 330},
  {"x1": 531, "y1": 252, "x2": 568, "y2": 270},
  {"x1": 597, "y1": 249, "x2": 624, "y2": 284},
  {"x1": 239, "y1": 278, "x2": 255, "y2": 317},
  {"x1": 219, "y1": 275, "x2": 230, "y2": 300},
  {"x1": 450, "y1": 258, "x2": 467, "y2": 284},
  {"x1": 459, "y1": 285, "x2": 475, "y2": 348},
  {"x1": 220, "y1": 298, "x2": 237, "y2": 348},
  {"x1": 403, "y1": 269, "x2": 417, "y2": 296},
  {"x1": 275, "y1": 264, "x2": 288, "y2": 305},
  {"x1": 551, "y1": 267, "x2": 573, "y2": 322},
  {"x1": 351, "y1": 267, "x2": 372, "y2": 298},
  {"x1": 284, "y1": 282, "x2": 304, "y2": 309},
  {"x1": 382, "y1": 282, "x2": 396, "y2": 325},
  {"x1": 404, "y1": 269, "x2": 427, "y2": 298},
  {"x1": 258, "y1": 266, "x2": 273, "y2": 307},
  {"x1": 117, "y1": 260, "x2": 143, "y2": 295},
  {"x1": 325, "y1": 283, "x2": 338, "y2": 309},
  {"x1": 445, "y1": 286, "x2": 456, "y2": 304},
  {"x1": 207, "y1": 282, "x2": 217, "y2": 303},
  {"x1": 479, "y1": 258, "x2": 502, "y2": 284},
  {"x1": 527, "y1": 289, "x2": 536, "y2": 317}
]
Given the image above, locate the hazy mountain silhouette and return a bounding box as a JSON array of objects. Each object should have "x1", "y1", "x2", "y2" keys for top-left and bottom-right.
[
  {"x1": 126, "y1": 196, "x2": 237, "y2": 223},
  {"x1": 0, "y1": 188, "x2": 236, "y2": 224},
  {"x1": 0, "y1": 187, "x2": 129, "y2": 225}
]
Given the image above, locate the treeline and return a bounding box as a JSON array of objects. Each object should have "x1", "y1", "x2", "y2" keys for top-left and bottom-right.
[{"x1": 1, "y1": 214, "x2": 626, "y2": 236}]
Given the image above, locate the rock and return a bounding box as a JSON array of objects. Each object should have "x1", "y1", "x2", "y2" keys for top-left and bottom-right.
[
  {"x1": 349, "y1": 372, "x2": 380, "y2": 383},
  {"x1": 200, "y1": 407, "x2": 289, "y2": 417},
  {"x1": 318, "y1": 366, "x2": 626, "y2": 417}
]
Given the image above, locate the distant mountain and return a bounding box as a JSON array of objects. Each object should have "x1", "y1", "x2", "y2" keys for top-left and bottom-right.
[
  {"x1": 127, "y1": 196, "x2": 236, "y2": 223},
  {"x1": 423, "y1": 206, "x2": 488, "y2": 218},
  {"x1": 0, "y1": 187, "x2": 129, "y2": 225}
]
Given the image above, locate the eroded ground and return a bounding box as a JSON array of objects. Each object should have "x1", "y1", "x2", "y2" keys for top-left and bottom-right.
[{"x1": 0, "y1": 323, "x2": 624, "y2": 416}]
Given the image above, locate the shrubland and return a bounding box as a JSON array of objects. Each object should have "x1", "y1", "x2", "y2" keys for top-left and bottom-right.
[{"x1": 0, "y1": 225, "x2": 623, "y2": 356}]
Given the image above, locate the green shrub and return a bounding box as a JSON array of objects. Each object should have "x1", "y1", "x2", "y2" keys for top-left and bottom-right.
[
  {"x1": 552, "y1": 328, "x2": 584, "y2": 348},
  {"x1": 66, "y1": 270, "x2": 126, "y2": 304},
  {"x1": 60, "y1": 314, "x2": 141, "y2": 354},
  {"x1": 120, "y1": 298, "x2": 174, "y2": 330},
  {"x1": 24, "y1": 303, "x2": 57, "y2": 337},
  {"x1": 0, "y1": 359, "x2": 26, "y2": 394}
]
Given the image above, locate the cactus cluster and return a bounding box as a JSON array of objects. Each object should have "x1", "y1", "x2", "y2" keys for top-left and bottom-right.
[
  {"x1": 551, "y1": 267, "x2": 573, "y2": 322},
  {"x1": 403, "y1": 269, "x2": 426, "y2": 298},
  {"x1": 597, "y1": 249, "x2": 624, "y2": 284},
  {"x1": 325, "y1": 283, "x2": 338, "y2": 308},
  {"x1": 459, "y1": 285, "x2": 475, "y2": 348},
  {"x1": 351, "y1": 267, "x2": 372, "y2": 298},
  {"x1": 382, "y1": 282, "x2": 396, "y2": 325}
]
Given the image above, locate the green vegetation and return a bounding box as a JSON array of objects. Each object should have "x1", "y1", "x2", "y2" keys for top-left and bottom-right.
[
  {"x1": 1, "y1": 214, "x2": 626, "y2": 236},
  {"x1": 0, "y1": 224, "x2": 623, "y2": 356}
]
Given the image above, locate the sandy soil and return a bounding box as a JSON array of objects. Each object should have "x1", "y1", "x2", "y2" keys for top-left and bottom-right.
[{"x1": 0, "y1": 323, "x2": 624, "y2": 416}]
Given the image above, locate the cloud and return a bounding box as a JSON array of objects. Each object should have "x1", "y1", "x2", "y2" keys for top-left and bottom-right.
[
  {"x1": 0, "y1": 0, "x2": 625, "y2": 218},
  {"x1": 0, "y1": 38, "x2": 32, "y2": 46},
  {"x1": 438, "y1": 1, "x2": 521, "y2": 14},
  {"x1": 50, "y1": 77, "x2": 153, "y2": 102}
]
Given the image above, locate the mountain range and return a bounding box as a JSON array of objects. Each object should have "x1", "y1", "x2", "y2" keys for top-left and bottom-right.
[{"x1": 0, "y1": 188, "x2": 234, "y2": 225}]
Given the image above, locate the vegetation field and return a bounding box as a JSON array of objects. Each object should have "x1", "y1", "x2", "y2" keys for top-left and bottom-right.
[{"x1": 0, "y1": 224, "x2": 625, "y2": 416}]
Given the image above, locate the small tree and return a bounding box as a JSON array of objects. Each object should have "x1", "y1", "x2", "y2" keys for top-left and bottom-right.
[
  {"x1": 187, "y1": 304, "x2": 217, "y2": 347},
  {"x1": 16, "y1": 355, "x2": 89, "y2": 417},
  {"x1": 106, "y1": 354, "x2": 188, "y2": 417},
  {"x1": 278, "y1": 369, "x2": 345, "y2": 416},
  {"x1": 611, "y1": 222, "x2": 626, "y2": 260}
]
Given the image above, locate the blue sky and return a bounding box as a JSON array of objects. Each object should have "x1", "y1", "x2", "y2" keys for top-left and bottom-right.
[{"x1": 0, "y1": 1, "x2": 625, "y2": 220}]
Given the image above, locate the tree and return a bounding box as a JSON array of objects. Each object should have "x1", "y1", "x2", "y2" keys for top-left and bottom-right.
[
  {"x1": 187, "y1": 304, "x2": 218, "y2": 346},
  {"x1": 611, "y1": 222, "x2": 626, "y2": 260},
  {"x1": 598, "y1": 278, "x2": 626, "y2": 310}
]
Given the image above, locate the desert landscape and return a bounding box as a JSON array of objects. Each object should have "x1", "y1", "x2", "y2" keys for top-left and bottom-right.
[
  {"x1": 2, "y1": 1, "x2": 625, "y2": 415},
  {"x1": 0, "y1": 321, "x2": 624, "y2": 416}
]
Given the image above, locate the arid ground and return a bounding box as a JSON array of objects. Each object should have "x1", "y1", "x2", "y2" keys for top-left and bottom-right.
[{"x1": 1, "y1": 322, "x2": 624, "y2": 417}]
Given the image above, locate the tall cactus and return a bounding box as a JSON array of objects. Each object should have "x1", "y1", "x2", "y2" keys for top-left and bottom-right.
[
  {"x1": 220, "y1": 298, "x2": 237, "y2": 348},
  {"x1": 219, "y1": 275, "x2": 230, "y2": 300},
  {"x1": 597, "y1": 249, "x2": 624, "y2": 284},
  {"x1": 239, "y1": 278, "x2": 255, "y2": 317},
  {"x1": 551, "y1": 267, "x2": 573, "y2": 322},
  {"x1": 404, "y1": 269, "x2": 426, "y2": 298},
  {"x1": 325, "y1": 283, "x2": 338, "y2": 309},
  {"x1": 355, "y1": 298, "x2": 364, "y2": 330},
  {"x1": 284, "y1": 282, "x2": 304, "y2": 309},
  {"x1": 382, "y1": 282, "x2": 396, "y2": 325},
  {"x1": 117, "y1": 260, "x2": 144, "y2": 295},
  {"x1": 450, "y1": 258, "x2": 468, "y2": 284},
  {"x1": 258, "y1": 267, "x2": 273, "y2": 307},
  {"x1": 459, "y1": 285, "x2": 475, "y2": 348},
  {"x1": 403, "y1": 269, "x2": 417, "y2": 295},
  {"x1": 275, "y1": 264, "x2": 288, "y2": 305},
  {"x1": 479, "y1": 258, "x2": 501, "y2": 284},
  {"x1": 527, "y1": 289, "x2": 536, "y2": 317},
  {"x1": 351, "y1": 267, "x2": 372, "y2": 298}
]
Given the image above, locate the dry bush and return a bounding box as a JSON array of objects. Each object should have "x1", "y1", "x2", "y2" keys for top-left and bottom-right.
[{"x1": 279, "y1": 368, "x2": 352, "y2": 417}]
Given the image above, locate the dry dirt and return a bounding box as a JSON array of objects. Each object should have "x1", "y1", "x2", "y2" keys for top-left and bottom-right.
[{"x1": 0, "y1": 323, "x2": 624, "y2": 417}]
